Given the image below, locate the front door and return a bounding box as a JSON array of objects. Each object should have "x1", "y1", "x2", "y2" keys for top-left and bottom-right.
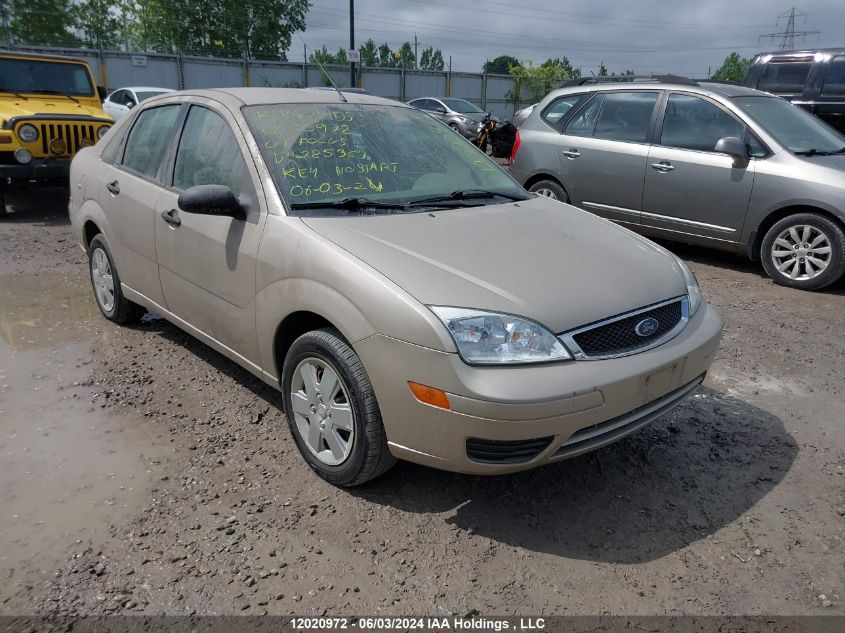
[
  {"x1": 154, "y1": 103, "x2": 266, "y2": 365},
  {"x1": 556, "y1": 90, "x2": 660, "y2": 227},
  {"x1": 101, "y1": 103, "x2": 182, "y2": 306},
  {"x1": 641, "y1": 93, "x2": 755, "y2": 245}
]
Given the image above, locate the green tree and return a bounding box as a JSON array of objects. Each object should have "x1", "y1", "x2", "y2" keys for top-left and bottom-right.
[
  {"x1": 506, "y1": 60, "x2": 562, "y2": 106},
  {"x1": 540, "y1": 57, "x2": 579, "y2": 81},
  {"x1": 8, "y1": 0, "x2": 77, "y2": 47},
  {"x1": 396, "y1": 41, "x2": 415, "y2": 68},
  {"x1": 484, "y1": 55, "x2": 520, "y2": 74},
  {"x1": 72, "y1": 0, "x2": 122, "y2": 49},
  {"x1": 419, "y1": 46, "x2": 444, "y2": 71},
  {"x1": 309, "y1": 45, "x2": 347, "y2": 65},
  {"x1": 359, "y1": 39, "x2": 378, "y2": 66},
  {"x1": 711, "y1": 52, "x2": 752, "y2": 82},
  {"x1": 377, "y1": 42, "x2": 394, "y2": 67}
]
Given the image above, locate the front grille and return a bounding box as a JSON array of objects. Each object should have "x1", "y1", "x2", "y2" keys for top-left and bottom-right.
[
  {"x1": 37, "y1": 122, "x2": 98, "y2": 156},
  {"x1": 466, "y1": 436, "x2": 553, "y2": 464},
  {"x1": 553, "y1": 373, "x2": 704, "y2": 460},
  {"x1": 569, "y1": 299, "x2": 684, "y2": 358}
]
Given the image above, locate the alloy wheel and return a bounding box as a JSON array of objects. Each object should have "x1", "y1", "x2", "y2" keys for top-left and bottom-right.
[
  {"x1": 534, "y1": 188, "x2": 558, "y2": 200},
  {"x1": 770, "y1": 225, "x2": 832, "y2": 281},
  {"x1": 91, "y1": 247, "x2": 115, "y2": 312},
  {"x1": 289, "y1": 357, "x2": 355, "y2": 466}
]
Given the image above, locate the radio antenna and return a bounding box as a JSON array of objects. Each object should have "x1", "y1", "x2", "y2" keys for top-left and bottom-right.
[{"x1": 298, "y1": 34, "x2": 347, "y2": 103}]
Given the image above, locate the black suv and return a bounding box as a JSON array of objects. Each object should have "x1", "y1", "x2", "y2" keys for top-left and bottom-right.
[{"x1": 743, "y1": 48, "x2": 845, "y2": 132}]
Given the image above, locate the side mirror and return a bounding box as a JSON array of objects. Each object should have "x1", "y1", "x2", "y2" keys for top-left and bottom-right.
[
  {"x1": 177, "y1": 185, "x2": 244, "y2": 218},
  {"x1": 97, "y1": 85, "x2": 108, "y2": 101},
  {"x1": 435, "y1": 107, "x2": 447, "y2": 114},
  {"x1": 714, "y1": 136, "x2": 749, "y2": 168},
  {"x1": 126, "y1": 100, "x2": 136, "y2": 109}
]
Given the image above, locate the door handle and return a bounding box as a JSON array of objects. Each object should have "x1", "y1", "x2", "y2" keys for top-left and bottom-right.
[
  {"x1": 561, "y1": 149, "x2": 581, "y2": 158},
  {"x1": 650, "y1": 161, "x2": 674, "y2": 172},
  {"x1": 105, "y1": 180, "x2": 120, "y2": 194},
  {"x1": 160, "y1": 209, "x2": 181, "y2": 227}
]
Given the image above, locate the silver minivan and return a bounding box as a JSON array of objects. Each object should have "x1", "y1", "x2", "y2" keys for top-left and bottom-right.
[{"x1": 509, "y1": 79, "x2": 845, "y2": 290}]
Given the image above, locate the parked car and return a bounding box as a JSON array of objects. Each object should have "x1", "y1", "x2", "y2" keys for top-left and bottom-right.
[
  {"x1": 513, "y1": 103, "x2": 537, "y2": 127},
  {"x1": 0, "y1": 50, "x2": 113, "y2": 214},
  {"x1": 70, "y1": 88, "x2": 722, "y2": 486},
  {"x1": 743, "y1": 48, "x2": 845, "y2": 133},
  {"x1": 407, "y1": 97, "x2": 485, "y2": 139},
  {"x1": 103, "y1": 86, "x2": 175, "y2": 119},
  {"x1": 509, "y1": 78, "x2": 845, "y2": 290}
]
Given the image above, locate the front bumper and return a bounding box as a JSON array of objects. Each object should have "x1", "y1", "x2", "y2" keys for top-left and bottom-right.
[
  {"x1": 457, "y1": 121, "x2": 482, "y2": 139},
  {"x1": 355, "y1": 303, "x2": 722, "y2": 475},
  {"x1": 1, "y1": 156, "x2": 71, "y2": 185}
]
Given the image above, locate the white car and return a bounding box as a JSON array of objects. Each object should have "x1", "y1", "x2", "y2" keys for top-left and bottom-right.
[{"x1": 102, "y1": 86, "x2": 175, "y2": 119}]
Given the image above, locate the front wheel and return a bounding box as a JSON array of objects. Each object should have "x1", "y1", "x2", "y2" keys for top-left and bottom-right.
[
  {"x1": 760, "y1": 213, "x2": 845, "y2": 290},
  {"x1": 282, "y1": 328, "x2": 395, "y2": 486},
  {"x1": 528, "y1": 179, "x2": 569, "y2": 203}
]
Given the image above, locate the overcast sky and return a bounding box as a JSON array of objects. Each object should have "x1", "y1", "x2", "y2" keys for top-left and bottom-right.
[{"x1": 300, "y1": 0, "x2": 840, "y2": 76}]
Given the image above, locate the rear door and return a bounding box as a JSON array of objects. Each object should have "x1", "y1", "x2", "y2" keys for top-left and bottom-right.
[
  {"x1": 154, "y1": 102, "x2": 266, "y2": 364},
  {"x1": 814, "y1": 54, "x2": 845, "y2": 133},
  {"x1": 556, "y1": 90, "x2": 660, "y2": 227},
  {"x1": 641, "y1": 92, "x2": 756, "y2": 245},
  {"x1": 100, "y1": 103, "x2": 182, "y2": 307}
]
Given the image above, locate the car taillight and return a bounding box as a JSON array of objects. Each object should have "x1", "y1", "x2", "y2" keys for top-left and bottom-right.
[{"x1": 509, "y1": 129, "x2": 521, "y2": 165}]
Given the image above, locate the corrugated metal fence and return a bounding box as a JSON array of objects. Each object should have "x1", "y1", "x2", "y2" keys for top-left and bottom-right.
[{"x1": 12, "y1": 45, "x2": 519, "y2": 120}]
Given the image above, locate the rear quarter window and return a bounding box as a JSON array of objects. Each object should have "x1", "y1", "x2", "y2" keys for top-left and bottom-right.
[
  {"x1": 821, "y1": 56, "x2": 845, "y2": 96},
  {"x1": 757, "y1": 61, "x2": 813, "y2": 94}
]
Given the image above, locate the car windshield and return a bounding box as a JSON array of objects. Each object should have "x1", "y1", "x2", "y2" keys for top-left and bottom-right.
[
  {"x1": 135, "y1": 90, "x2": 168, "y2": 102},
  {"x1": 242, "y1": 103, "x2": 526, "y2": 213},
  {"x1": 732, "y1": 95, "x2": 845, "y2": 154},
  {"x1": 441, "y1": 98, "x2": 484, "y2": 114},
  {"x1": 0, "y1": 57, "x2": 94, "y2": 97}
]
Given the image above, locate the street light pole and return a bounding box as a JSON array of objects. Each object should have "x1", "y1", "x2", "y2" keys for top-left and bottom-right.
[{"x1": 349, "y1": 0, "x2": 356, "y2": 87}]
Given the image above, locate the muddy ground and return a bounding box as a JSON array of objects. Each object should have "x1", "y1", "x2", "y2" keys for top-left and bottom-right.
[{"x1": 1, "y1": 189, "x2": 843, "y2": 617}]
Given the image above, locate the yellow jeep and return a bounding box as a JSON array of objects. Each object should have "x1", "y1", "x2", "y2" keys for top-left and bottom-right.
[{"x1": 0, "y1": 51, "x2": 113, "y2": 214}]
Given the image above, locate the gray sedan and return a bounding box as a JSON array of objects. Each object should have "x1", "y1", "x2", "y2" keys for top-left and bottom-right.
[
  {"x1": 407, "y1": 97, "x2": 484, "y2": 139},
  {"x1": 509, "y1": 79, "x2": 845, "y2": 290}
]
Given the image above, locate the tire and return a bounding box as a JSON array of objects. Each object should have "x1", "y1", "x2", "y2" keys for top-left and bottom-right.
[
  {"x1": 448, "y1": 123, "x2": 461, "y2": 133},
  {"x1": 87, "y1": 234, "x2": 146, "y2": 324},
  {"x1": 282, "y1": 328, "x2": 395, "y2": 486},
  {"x1": 528, "y1": 179, "x2": 569, "y2": 203},
  {"x1": 760, "y1": 213, "x2": 845, "y2": 290}
]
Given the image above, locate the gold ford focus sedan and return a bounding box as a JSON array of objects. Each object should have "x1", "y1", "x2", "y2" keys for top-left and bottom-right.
[{"x1": 69, "y1": 88, "x2": 722, "y2": 486}]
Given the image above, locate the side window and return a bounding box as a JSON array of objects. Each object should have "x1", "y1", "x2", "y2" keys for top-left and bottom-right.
[
  {"x1": 821, "y1": 56, "x2": 845, "y2": 96},
  {"x1": 746, "y1": 132, "x2": 768, "y2": 158},
  {"x1": 409, "y1": 99, "x2": 425, "y2": 110},
  {"x1": 109, "y1": 89, "x2": 125, "y2": 104},
  {"x1": 660, "y1": 94, "x2": 744, "y2": 152},
  {"x1": 542, "y1": 94, "x2": 585, "y2": 126},
  {"x1": 173, "y1": 106, "x2": 248, "y2": 196},
  {"x1": 120, "y1": 104, "x2": 181, "y2": 179},
  {"x1": 564, "y1": 94, "x2": 604, "y2": 137},
  {"x1": 593, "y1": 91, "x2": 659, "y2": 143},
  {"x1": 758, "y1": 61, "x2": 812, "y2": 94},
  {"x1": 431, "y1": 100, "x2": 446, "y2": 112}
]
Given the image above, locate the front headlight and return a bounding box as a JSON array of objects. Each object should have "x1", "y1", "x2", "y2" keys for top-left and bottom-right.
[
  {"x1": 675, "y1": 258, "x2": 702, "y2": 315},
  {"x1": 18, "y1": 123, "x2": 39, "y2": 143},
  {"x1": 430, "y1": 306, "x2": 571, "y2": 365},
  {"x1": 97, "y1": 125, "x2": 110, "y2": 139},
  {"x1": 459, "y1": 116, "x2": 475, "y2": 125}
]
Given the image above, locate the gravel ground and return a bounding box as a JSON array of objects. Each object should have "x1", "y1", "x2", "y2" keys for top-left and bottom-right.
[{"x1": 1, "y1": 188, "x2": 843, "y2": 618}]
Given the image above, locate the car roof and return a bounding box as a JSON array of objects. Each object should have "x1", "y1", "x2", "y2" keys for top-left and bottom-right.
[
  {"x1": 542, "y1": 80, "x2": 764, "y2": 102},
  {"x1": 120, "y1": 86, "x2": 176, "y2": 93},
  {"x1": 754, "y1": 47, "x2": 845, "y2": 58},
  {"x1": 152, "y1": 87, "x2": 405, "y2": 109},
  {"x1": 0, "y1": 49, "x2": 90, "y2": 64}
]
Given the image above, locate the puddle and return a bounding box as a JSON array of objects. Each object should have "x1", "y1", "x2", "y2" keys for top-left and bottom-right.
[{"x1": 0, "y1": 273, "x2": 175, "y2": 608}]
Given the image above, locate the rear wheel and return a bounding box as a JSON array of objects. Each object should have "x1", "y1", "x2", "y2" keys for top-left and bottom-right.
[
  {"x1": 282, "y1": 328, "x2": 395, "y2": 486},
  {"x1": 760, "y1": 213, "x2": 845, "y2": 290},
  {"x1": 528, "y1": 179, "x2": 569, "y2": 203},
  {"x1": 87, "y1": 234, "x2": 146, "y2": 324}
]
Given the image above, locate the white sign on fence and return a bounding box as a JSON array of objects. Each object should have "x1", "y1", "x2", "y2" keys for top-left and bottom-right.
[
  {"x1": 346, "y1": 49, "x2": 360, "y2": 63},
  {"x1": 131, "y1": 55, "x2": 147, "y2": 67}
]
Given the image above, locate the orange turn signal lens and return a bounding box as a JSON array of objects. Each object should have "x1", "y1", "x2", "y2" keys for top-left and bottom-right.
[{"x1": 408, "y1": 382, "x2": 451, "y2": 410}]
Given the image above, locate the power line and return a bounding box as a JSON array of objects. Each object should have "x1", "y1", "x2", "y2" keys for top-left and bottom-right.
[{"x1": 758, "y1": 7, "x2": 820, "y2": 50}]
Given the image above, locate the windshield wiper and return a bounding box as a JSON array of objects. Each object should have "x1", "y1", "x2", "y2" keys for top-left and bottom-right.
[
  {"x1": 407, "y1": 189, "x2": 527, "y2": 207},
  {"x1": 794, "y1": 147, "x2": 845, "y2": 156},
  {"x1": 30, "y1": 89, "x2": 80, "y2": 104},
  {"x1": 289, "y1": 197, "x2": 409, "y2": 212},
  {"x1": 0, "y1": 89, "x2": 28, "y2": 100}
]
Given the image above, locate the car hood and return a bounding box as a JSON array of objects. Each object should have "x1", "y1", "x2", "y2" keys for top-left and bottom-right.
[
  {"x1": 1, "y1": 95, "x2": 112, "y2": 121},
  {"x1": 301, "y1": 197, "x2": 687, "y2": 334}
]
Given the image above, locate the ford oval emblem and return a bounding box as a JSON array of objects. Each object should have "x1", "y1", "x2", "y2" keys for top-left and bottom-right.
[{"x1": 634, "y1": 317, "x2": 659, "y2": 337}]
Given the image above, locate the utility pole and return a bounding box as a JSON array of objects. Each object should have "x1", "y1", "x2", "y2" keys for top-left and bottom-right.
[
  {"x1": 414, "y1": 34, "x2": 418, "y2": 69},
  {"x1": 759, "y1": 7, "x2": 819, "y2": 50},
  {"x1": 349, "y1": 0, "x2": 356, "y2": 87}
]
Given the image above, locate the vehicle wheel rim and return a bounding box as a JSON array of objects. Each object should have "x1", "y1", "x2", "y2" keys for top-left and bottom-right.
[
  {"x1": 771, "y1": 225, "x2": 832, "y2": 281},
  {"x1": 91, "y1": 247, "x2": 115, "y2": 312},
  {"x1": 534, "y1": 188, "x2": 558, "y2": 200},
  {"x1": 290, "y1": 357, "x2": 354, "y2": 466}
]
